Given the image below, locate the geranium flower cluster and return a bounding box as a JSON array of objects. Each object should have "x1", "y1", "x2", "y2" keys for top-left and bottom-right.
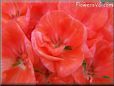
[{"x1": 2, "y1": 1, "x2": 113, "y2": 84}]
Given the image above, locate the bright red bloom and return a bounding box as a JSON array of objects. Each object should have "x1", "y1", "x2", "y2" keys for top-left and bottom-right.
[
  {"x1": 58, "y1": 2, "x2": 112, "y2": 39},
  {"x1": 2, "y1": 2, "x2": 30, "y2": 39},
  {"x1": 2, "y1": 20, "x2": 36, "y2": 84},
  {"x1": 59, "y1": 2, "x2": 113, "y2": 84},
  {"x1": 1, "y1": 1, "x2": 113, "y2": 84},
  {"x1": 25, "y1": 2, "x2": 58, "y2": 39},
  {"x1": 73, "y1": 39, "x2": 113, "y2": 84},
  {"x1": 31, "y1": 11, "x2": 86, "y2": 77}
]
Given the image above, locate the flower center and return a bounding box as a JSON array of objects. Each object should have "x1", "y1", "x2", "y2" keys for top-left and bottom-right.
[
  {"x1": 12, "y1": 53, "x2": 27, "y2": 70},
  {"x1": 82, "y1": 60, "x2": 95, "y2": 81}
]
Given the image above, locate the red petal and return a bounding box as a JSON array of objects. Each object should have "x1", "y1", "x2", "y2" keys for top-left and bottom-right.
[{"x1": 2, "y1": 58, "x2": 36, "y2": 84}]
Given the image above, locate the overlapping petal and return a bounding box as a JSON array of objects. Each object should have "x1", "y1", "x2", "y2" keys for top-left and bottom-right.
[
  {"x1": 1, "y1": 1, "x2": 113, "y2": 84},
  {"x1": 2, "y1": 20, "x2": 36, "y2": 84},
  {"x1": 31, "y1": 11, "x2": 86, "y2": 77}
]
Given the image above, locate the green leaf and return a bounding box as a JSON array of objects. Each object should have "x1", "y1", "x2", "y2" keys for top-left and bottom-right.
[
  {"x1": 102, "y1": 75, "x2": 110, "y2": 79},
  {"x1": 64, "y1": 46, "x2": 72, "y2": 50}
]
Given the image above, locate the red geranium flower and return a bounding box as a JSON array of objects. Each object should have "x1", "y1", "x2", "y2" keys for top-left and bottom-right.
[
  {"x1": 1, "y1": 1, "x2": 113, "y2": 84},
  {"x1": 2, "y1": 20, "x2": 36, "y2": 84},
  {"x1": 73, "y1": 39, "x2": 113, "y2": 84},
  {"x1": 31, "y1": 11, "x2": 86, "y2": 77}
]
